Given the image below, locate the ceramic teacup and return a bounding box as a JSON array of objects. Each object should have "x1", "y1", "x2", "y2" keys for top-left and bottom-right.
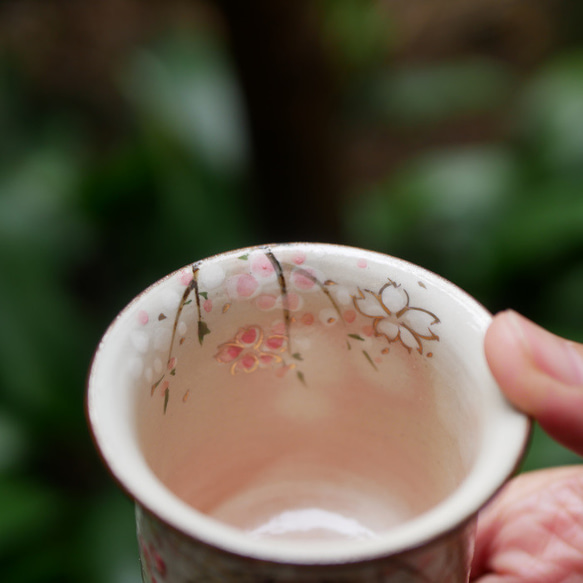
[{"x1": 87, "y1": 243, "x2": 530, "y2": 582}]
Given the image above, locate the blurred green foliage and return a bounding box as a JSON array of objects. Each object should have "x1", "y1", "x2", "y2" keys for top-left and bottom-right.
[
  {"x1": 343, "y1": 46, "x2": 583, "y2": 475},
  {"x1": 0, "y1": 31, "x2": 256, "y2": 583},
  {"x1": 344, "y1": 51, "x2": 583, "y2": 341},
  {"x1": 0, "y1": 3, "x2": 582, "y2": 582},
  {"x1": 354, "y1": 58, "x2": 515, "y2": 125}
]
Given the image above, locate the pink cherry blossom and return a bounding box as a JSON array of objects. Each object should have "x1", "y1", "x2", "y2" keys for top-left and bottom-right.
[
  {"x1": 292, "y1": 252, "x2": 306, "y2": 265},
  {"x1": 271, "y1": 321, "x2": 286, "y2": 335},
  {"x1": 343, "y1": 309, "x2": 357, "y2": 323},
  {"x1": 284, "y1": 292, "x2": 301, "y2": 311},
  {"x1": 250, "y1": 254, "x2": 275, "y2": 278},
  {"x1": 215, "y1": 325, "x2": 288, "y2": 374},
  {"x1": 256, "y1": 294, "x2": 277, "y2": 310},
  {"x1": 291, "y1": 268, "x2": 316, "y2": 290},
  {"x1": 236, "y1": 274, "x2": 259, "y2": 297},
  {"x1": 264, "y1": 335, "x2": 285, "y2": 351},
  {"x1": 178, "y1": 268, "x2": 194, "y2": 286}
]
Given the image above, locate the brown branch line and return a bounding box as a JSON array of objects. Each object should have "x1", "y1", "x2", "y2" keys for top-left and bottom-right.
[
  {"x1": 280, "y1": 261, "x2": 344, "y2": 323},
  {"x1": 167, "y1": 266, "x2": 197, "y2": 365},
  {"x1": 264, "y1": 249, "x2": 292, "y2": 354}
]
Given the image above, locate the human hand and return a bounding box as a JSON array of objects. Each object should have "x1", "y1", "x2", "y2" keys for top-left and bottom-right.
[{"x1": 471, "y1": 310, "x2": 583, "y2": 582}]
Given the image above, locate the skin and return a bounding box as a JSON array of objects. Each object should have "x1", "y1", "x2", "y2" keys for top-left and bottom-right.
[{"x1": 471, "y1": 311, "x2": 583, "y2": 582}]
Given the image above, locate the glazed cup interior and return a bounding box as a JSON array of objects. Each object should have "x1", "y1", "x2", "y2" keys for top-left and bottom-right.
[{"x1": 87, "y1": 243, "x2": 530, "y2": 563}]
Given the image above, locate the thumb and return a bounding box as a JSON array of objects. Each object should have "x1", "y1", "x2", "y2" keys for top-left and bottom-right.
[{"x1": 485, "y1": 310, "x2": 583, "y2": 455}]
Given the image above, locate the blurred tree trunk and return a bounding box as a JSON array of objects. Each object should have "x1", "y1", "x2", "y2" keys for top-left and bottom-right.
[{"x1": 215, "y1": 0, "x2": 343, "y2": 243}]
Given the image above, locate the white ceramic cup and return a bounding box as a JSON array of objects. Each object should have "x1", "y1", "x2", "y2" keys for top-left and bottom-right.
[{"x1": 87, "y1": 243, "x2": 530, "y2": 582}]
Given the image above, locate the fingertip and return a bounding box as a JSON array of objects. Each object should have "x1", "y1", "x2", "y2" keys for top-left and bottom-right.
[
  {"x1": 485, "y1": 310, "x2": 536, "y2": 413},
  {"x1": 485, "y1": 310, "x2": 583, "y2": 455}
]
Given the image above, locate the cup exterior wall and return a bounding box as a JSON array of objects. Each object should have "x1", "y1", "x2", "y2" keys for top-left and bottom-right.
[{"x1": 136, "y1": 504, "x2": 475, "y2": 583}]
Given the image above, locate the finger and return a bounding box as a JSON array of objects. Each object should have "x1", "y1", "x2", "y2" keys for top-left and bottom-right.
[
  {"x1": 471, "y1": 467, "x2": 583, "y2": 578},
  {"x1": 485, "y1": 310, "x2": 583, "y2": 455},
  {"x1": 470, "y1": 467, "x2": 583, "y2": 582}
]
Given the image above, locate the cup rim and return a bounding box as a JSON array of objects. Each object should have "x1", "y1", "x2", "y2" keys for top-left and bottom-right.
[{"x1": 86, "y1": 242, "x2": 531, "y2": 565}]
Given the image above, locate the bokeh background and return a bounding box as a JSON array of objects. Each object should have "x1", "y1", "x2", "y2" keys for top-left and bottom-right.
[{"x1": 1, "y1": 1, "x2": 582, "y2": 581}]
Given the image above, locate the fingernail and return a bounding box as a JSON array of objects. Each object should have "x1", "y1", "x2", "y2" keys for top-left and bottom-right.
[{"x1": 505, "y1": 310, "x2": 583, "y2": 386}]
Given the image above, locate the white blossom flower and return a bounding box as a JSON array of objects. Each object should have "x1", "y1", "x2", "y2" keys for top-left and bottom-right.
[{"x1": 352, "y1": 280, "x2": 439, "y2": 354}]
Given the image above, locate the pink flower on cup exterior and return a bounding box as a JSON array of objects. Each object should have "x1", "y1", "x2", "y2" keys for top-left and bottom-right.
[
  {"x1": 214, "y1": 325, "x2": 287, "y2": 374},
  {"x1": 139, "y1": 537, "x2": 166, "y2": 579},
  {"x1": 353, "y1": 280, "x2": 440, "y2": 354}
]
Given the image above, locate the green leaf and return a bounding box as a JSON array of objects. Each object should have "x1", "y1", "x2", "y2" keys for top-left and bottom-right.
[
  {"x1": 348, "y1": 333, "x2": 365, "y2": 341},
  {"x1": 238, "y1": 254, "x2": 249, "y2": 260},
  {"x1": 296, "y1": 371, "x2": 306, "y2": 385},
  {"x1": 200, "y1": 291, "x2": 208, "y2": 300},
  {"x1": 198, "y1": 320, "x2": 211, "y2": 345},
  {"x1": 292, "y1": 352, "x2": 303, "y2": 361},
  {"x1": 151, "y1": 376, "x2": 164, "y2": 395},
  {"x1": 363, "y1": 350, "x2": 378, "y2": 371},
  {"x1": 164, "y1": 388, "x2": 169, "y2": 414}
]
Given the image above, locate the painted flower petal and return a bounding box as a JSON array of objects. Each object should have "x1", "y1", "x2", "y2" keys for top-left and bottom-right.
[
  {"x1": 263, "y1": 335, "x2": 287, "y2": 352},
  {"x1": 400, "y1": 308, "x2": 439, "y2": 339},
  {"x1": 276, "y1": 363, "x2": 296, "y2": 377},
  {"x1": 353, "y1": 289, "x2": 386, "y2": 318},
  {"x1": 399, "y1": 326, "x2": 423, "y2": 353},
  {"x1": 291, "y1": 268, "x2": 317, "y2": 291},
  {"x1": 250, "y1": 252, "x2": 276, "y2": 279},
  {"x1": 256, "y1": 294, "x2": 277, "y2": 311},
  {"x1": 258, "y1": 353, "x2": 283, "y2": 368},
  {"x1": 375, "y1": 318, "x2": 399, "y2": 341},
  {"x1": 178, "y1": 269, "x2": 193, "y2": 286},
  {"x1": 234, "y1": 353, "x2": 259, "y2": 373},
  {"x1": 380, "y1": 283, "x2": 408, "y2": 314},
  {"x1": 236, "y1": 326, "x2": 262, "y2": 346},
  {"x1": 215, "y1": 343, "x2": 243, "y2": 363},
  {"x1": 271, "y1": 321, "x2": 286, "y2": 335},
  {"x1": 236, "y1": 273, "x2": 259, "y2": 298}
]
